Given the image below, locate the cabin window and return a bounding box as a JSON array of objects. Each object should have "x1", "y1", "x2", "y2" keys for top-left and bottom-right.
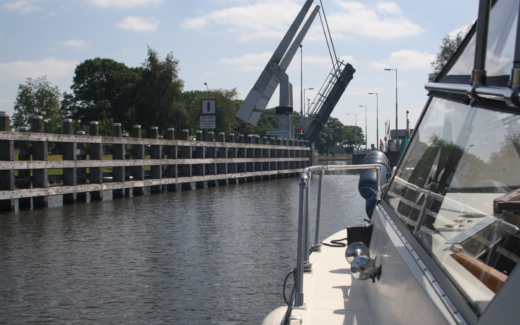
[{"x1": 384, "y1": 97, "x2": 520, "y2": 314}]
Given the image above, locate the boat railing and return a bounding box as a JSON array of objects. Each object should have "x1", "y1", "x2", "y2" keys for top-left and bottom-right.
[{"x1": 294, "y1": 164, "x2": 382, "y2": 307}]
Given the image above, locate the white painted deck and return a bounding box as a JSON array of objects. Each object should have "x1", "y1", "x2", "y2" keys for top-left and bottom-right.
[{"x1": 262, "y1": 229, "x2": 377, "y2": 325}]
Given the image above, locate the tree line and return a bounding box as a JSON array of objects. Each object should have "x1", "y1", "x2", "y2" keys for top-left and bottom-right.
[{"x1": 11, "y1": 46, "x2": 363, "y2": 150}]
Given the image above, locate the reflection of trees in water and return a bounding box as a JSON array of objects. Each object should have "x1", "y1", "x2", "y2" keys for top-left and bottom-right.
[{"x1": 487, "y1": 134, "x2": 520, "y2": 186}]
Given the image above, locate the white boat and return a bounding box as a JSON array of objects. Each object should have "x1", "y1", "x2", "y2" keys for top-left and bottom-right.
[{"x1": 263, "y1": 0, "x2": 520, "y2": 324}]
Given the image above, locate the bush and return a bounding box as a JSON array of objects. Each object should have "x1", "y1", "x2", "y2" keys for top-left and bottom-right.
[{"x1": 330, "y1": 150, "x2": 336, "y2": 156}]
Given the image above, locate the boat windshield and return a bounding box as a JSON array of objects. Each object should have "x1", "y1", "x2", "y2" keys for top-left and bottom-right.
[{"x1": 384, "y1": 97, "x2": 520, "y2": 314}]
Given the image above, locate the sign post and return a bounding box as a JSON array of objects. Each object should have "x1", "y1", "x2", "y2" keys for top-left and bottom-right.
[{"x1": 200, "y1": 99, "x2": 217, "y2": 133}]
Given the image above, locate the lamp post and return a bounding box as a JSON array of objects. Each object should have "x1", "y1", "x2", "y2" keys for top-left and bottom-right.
[
  {"x1": 359, "y1": 105, "x2": 367, "y2": 151},
  {"x1": 303, "y1": 88, "x2": 314, "y2": 116},
  {"x1": 204, "y1": 82, "x2": 209, "y2": 98},
  {"x1": 346, "y1": 113, "x2": 357, "y2": 153},
  {"x1": 384, "y1": 69, "x2": 398, "y2": 145},
  {"x1": 368, "y1": 93, "x2": 379, "y2": 150},
  {"x1": 300, "y1": 45, "x2": 303, "y2": 137}
]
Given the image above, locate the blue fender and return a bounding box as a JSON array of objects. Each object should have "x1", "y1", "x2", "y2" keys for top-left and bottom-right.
[{"x1": 358, "y1": 151, "x2": 389, "y2": 218}]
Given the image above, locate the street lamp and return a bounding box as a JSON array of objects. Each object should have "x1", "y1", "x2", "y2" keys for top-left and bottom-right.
[
  {"x1": 204, "y1": 82, "x2": 209, "y2": 98},
  {"x1": 384, "y1": 69, "x2": 398, "y2": 145},
  {"x1": 359, "y1": 105, "x2": 367, "y2": 151},
  {"x1": 300, "y1": 45, "x2": 303, "y2": 138},
  {"x1": 346, "y1": 113, "x2": 357, "y2": 153},
  {"x1": 303, "y1": 88, "x2": 314, "y2": 116},
  {"x1": 368, "y1": 93, "x2": 379, "y2": 150}
]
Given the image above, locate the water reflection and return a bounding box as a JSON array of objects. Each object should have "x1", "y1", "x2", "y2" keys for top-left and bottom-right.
[{"x1": 0, "y1": 169, "x2": 365, "y2": 324}]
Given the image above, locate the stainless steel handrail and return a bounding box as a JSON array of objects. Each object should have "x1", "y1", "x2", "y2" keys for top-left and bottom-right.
[
  {"x1": 294, "y1": 164, "x2": 381, "y2": 307},
  {"x1": 392, "y1": 176, "x2": 519, "y2": 234},
  {"x1": 424, "y1": 82, "x2": 520, "y2": 107}
]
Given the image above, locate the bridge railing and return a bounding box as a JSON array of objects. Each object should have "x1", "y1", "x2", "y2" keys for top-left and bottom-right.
[{"x1": 0, "y1": 115, "x2": 311, "y2": 211}]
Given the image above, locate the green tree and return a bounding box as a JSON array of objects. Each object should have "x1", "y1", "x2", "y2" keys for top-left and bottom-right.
[
  {"x1": 132, "y1": 47, "x2": 185, "y2": 136},
  {"x1": 183, "y1": 89, "x2": 239, "y2": 137},
  {"x1": 429, "y1": 26, "x2": 471, "y2": 81},
  {"x1": 315, "y1": 117, "x2": 346, "y2": 154},
  {"x1": 342, "y1": 125, "x2": 365, "y2": 148},
  {"x1": 12, "y1": 76, "x2": 63, "y2": 133},
  {"x1": 61, "y1": 58, "x2": 140, "y2": 130}
]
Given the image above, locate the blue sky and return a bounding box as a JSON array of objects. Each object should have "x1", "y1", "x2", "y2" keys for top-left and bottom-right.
[{"x1": 0, "y1": 0, "x2": 477, "y2": 146}]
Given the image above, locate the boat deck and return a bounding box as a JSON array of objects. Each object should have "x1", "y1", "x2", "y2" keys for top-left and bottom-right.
[{"x1": 297, "y1": 229, "x2": 377, "y2": 325}]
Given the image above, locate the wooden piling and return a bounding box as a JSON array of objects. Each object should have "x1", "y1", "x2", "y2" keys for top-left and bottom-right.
[
  {"x1": 32, "y1": 116, "x2": 48, "y2": 207},
  {"x1": 195, "y1": 130, "x2": 205, "y2": 189},
  {"x1": 227, "y1": 133, "x2": 237, "y2": 184},
  {"x1": 150, "y1": 126, "x2": 162, "y2": 194},
  {"x1": 0, "y1": 112, "x2": 15, "y2": 211},
  {"x1": 180, "y1": 129, "x2": 191, "y2": 190},
  {"x1": 217, "y1": 132, "x2": 227, "y2": 186},
  {"x1": 88, "y1": 121, "x2": 103, "y2": 201},
  {"x1": 62, "y1": 119, "x2": 77, "y2": 204},
  {"x1": 112, "y1": 123, "x2": 125, "y2": 198},
  {"x1": 76, "y1": 131, "x2": 88, "y2": 202},
  {"x1": 132, "y1": 125, "x2": 144, "y2": 196},
  {"x1": 166, "y1": 128, "x2": 177, "y2": 192}
]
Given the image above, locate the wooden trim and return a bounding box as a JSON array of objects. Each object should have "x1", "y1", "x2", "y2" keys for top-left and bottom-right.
[
  {"x1": 0, "y1": 169, "x2": 303, "y2": 199},
  {"x1": 0, "y1": 131, "x2": 309, "y2": 149}
]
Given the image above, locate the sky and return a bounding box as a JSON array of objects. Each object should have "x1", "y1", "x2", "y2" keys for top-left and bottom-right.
[{"x1": 0, "y1": 0, "x2": 478, "y2": 146}]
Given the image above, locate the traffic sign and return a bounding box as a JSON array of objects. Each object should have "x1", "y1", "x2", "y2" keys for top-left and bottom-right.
[
  {"x1": 200, "y1": 116, "x2": 216, "y2": 129},
  {"x1": 266, "y1": 130, "x2": 290, "y2": 138},
  {"x1": 201, "y1": 99, "x2": 217, "y2": 115}
]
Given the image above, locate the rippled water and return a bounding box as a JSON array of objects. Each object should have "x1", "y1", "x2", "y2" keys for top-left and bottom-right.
[{"x1": 0, "y1": 162, "x2": 365, "y2": 324}]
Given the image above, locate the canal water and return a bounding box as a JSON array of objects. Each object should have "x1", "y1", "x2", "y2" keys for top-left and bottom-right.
[{"x1": 0, "y1": 161, "x2": 366, "y2": 324}]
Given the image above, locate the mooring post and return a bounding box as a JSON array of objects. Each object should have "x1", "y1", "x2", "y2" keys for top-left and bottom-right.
[
  {"x1": 150, "y1": 126, "x2": 162, "y2": 194},
  {"x1": 254, "y1": 135, "x2": 262, "y2": 181},
  {"x1": 112, "y1": 123, "x2": 125, "y2": 198},
  {"x1": 76, "y1": 131, "x2": 88, "y2": 202},
  {"x1": 62, "y1": 119, "x2": 77, "y2": 204},
  {"x1": 132, "y1": 125, "x2": 144, "y2": 196},
  {"x1": 31, "y1": 116, "x2": 48, "y2": 208},
  {"x1": 288, "y1": 139, "x2": 295, "y2": 175},
  {"x1": 262, "y1": 136, "x2": 270, "y2": 180},
  {"x1": 206, "y1": 131, "x2": 217, "y2": 187},
  {"x1": 195, "y1": 130, "x2": 205, "y2": 189},
  {"x1": 180, "y1": 129, "x2": 192, "y2": 190},
  {"x1": 89, "y1": 121, "x2": 103, "y2": 201},
  {"x1": 227, "y1": 133, "x2": 237, "y2": 184},
  {"x1": 276, "y1": 138, "x2": 283, "y2": 178},
  {"x1": 166, "y1": 128, "x2": 177, "y2": 192},
  {"x1": 0, "y1": 112, "x2": 15, "y2": 211},
  {"x1": 217, "y1": 132, "x2": 227, "y2": 186},
  {"x1": 269, "y1": 137, "x2": 277, "y2": 180}
]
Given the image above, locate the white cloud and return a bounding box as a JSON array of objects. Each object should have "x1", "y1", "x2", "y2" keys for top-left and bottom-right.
[
  {"x1": 370, "y1": 50, "x2": 435, "y2": 70},
  {"x1": 116, "y1": 17, "x2": 159, "y2": 32},
  {"x1": 0, "y1": 58, "x2": 78, "y2": 80},
  {"x1": 3, "y1": 1, "x2": 41, "y2": 13},
  {"x1": 57, "y1": 40, "x2": 88, "y2": 49},
  {"x1": 327, "y1": 1, "x2": 421, "y2": 40},
  {"x1": 88, "y1": 0, "x2": 164, "y2": 9},
  {"x1": 183, "y1": 0, "x2": 421, "y2": 41},
  {"x1": 219, "y1": 52, "x2": 273, "y2": 71},
  {"x1": 376, "y1": 2, "x2": 402, "y2": 14},
  {"x1": 219, "y1": 52, "x2": 353, "y2": 71},
  {"x1": 448, "y1": 22, "x2": 474, "y2": 39},
  {"x1": 182, "y1": 0, "x2": 302, "y2": 42}
]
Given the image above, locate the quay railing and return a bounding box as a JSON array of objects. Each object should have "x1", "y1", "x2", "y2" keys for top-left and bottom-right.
[
  {"x1": 294, "y1": 164, "x2": 381, "y2": 307},
  {"x1": 0, "y1": 114, "x2": 311, "y2": 211}
]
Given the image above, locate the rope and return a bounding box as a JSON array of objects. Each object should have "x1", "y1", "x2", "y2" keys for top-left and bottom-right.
[
  {"x1": 282, "y1": 269, "x2": 296, "y2": 325},
  {"x1": 321, "y1": 237, "x2": 348, "y2": 247}
]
